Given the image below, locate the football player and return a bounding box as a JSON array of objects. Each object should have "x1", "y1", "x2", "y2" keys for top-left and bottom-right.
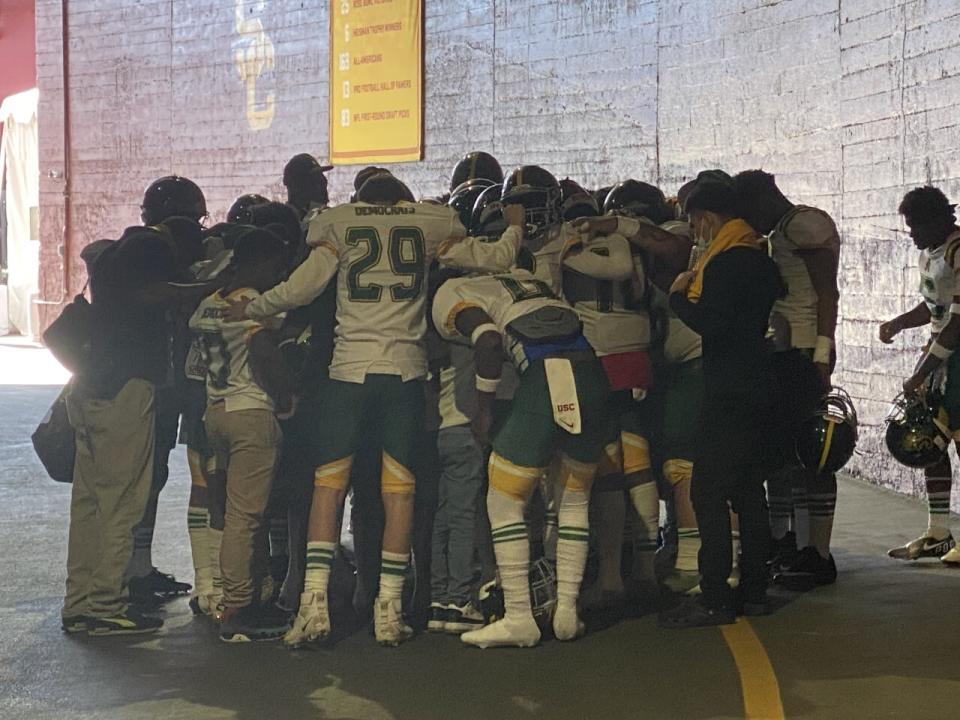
[
  {"x1": 189, "y1": 228, "x2": 296, "y2": 642},
  {"x1": 575, "y1": 188, "x2": 702, "y2": 594},
  {"x1": 227, "y1": 172, "x2": 523, "y2": 646},
  {"x1": 733, "y1": 170, "x2": 841, "y2": 586},
  {"x1": 880, "y1": 186, "x2": 960, "y2": 564},
  {"x1": 560, "y1": 182, "x2": 660, "y2": 611},
  {"x1": 432, "y1": 269, "x2": 610, "y2": 647}
]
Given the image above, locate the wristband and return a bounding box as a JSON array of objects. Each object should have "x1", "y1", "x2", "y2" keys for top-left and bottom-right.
[
  {"x1": 475, "y1": 374, "x2": 501, "y2": 394},
  {"x1": 813, "y1": 335, "x2": 834, "y2": 365},
  {"x1": 929, "y1": 341, "x2": 954, "y2": 360},
  {"x1": 616, "y1": 216, "x2": 642, "y2": 238},
  {"x1": 471, "y1": 323, "x2": 500, "y2": 346}
]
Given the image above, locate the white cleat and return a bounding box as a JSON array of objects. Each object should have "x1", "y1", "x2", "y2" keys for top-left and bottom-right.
[
  {"x1": 374, "y1": 598, "x2": 413, "y2": 647},
  {"x1": 552, "y1": 603, "x2": 585, "y2": 642},
  {"x1": 888, "y1": 533, "x2": 955, "y2": 561},
  {"x1": 283, "y1": 591, "x2": 330, "y2": 648},
  {"x1": 461, "y1": 615, "x2": 540, "y2": 649},
  {"x1": 940, "y1": 546, "x2": 960, "y2": 565}
]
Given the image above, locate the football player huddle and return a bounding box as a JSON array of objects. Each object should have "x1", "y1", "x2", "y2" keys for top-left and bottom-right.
[{"x1": 67, "y1": 148, "x2": 959, "y2": 648}]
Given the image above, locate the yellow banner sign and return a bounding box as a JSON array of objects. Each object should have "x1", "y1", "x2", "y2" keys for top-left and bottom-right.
[{"x1": 329, "y1": 0, "x2": 423, "y2": 165}]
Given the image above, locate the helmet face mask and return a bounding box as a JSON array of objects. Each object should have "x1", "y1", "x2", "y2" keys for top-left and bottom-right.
[
  {"x1": 885, "y1": 393, "x2": 950, "y2": 468},
  {"x1": 502, "y1": 184, "x2": 562, "y2": 237}
]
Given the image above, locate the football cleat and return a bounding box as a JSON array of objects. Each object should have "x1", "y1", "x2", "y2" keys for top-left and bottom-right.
[
  {"x1": 658, "y1": 596, "x2": 735, "y2": 629},
  {"x1": 887, "y1": 533, "x2": 956, "y2": 561},
  {"x1": 460, "y1": 615, "x2": 540, "y2": 649},
  {"x1": 552, "y1": 602, "x2": 586, "y2": 642},
  {"x1": 427, "y1": 603, "x2": 450, "y2": 632},
  {"x1": 129, "y1": 568, "x2": 192, "y2": 599},
  {"x1": 189, "y1": 592, "x2": 222, "y2": 618},
  {"x1": 61, "y1": 615, "x2": 90, "y2": 634},
  {"x1": 773, "y1": 547, "x2": 838, "y2": 589},
  {"x1": 444, "y1": 603, "x2": 486, "y2": 634},
  {"x1": 283, "y1": 591, "x2": 330, "y2": 648},
  {"x1": 940, "y1": 547, "x2": 960, "y2": 565},
  {"x1": 87, "y1": 608, "x2": 163, "y2": 636},
  {"x1": 373, "y1": 598, "x2": 414, "y2": 647},
  {"x1": 219, "y1": 604, "x2": 290, "y2": 643}
]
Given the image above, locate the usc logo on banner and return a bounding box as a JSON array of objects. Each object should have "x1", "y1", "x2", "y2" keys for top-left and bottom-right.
[{"x1": 233, "y1": 0, "x2": 276, "y2": 131}]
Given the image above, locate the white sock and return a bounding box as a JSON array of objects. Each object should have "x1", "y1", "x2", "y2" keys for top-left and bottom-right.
[
  {"x1": 488, "y1": 488, "x2": 533, "y2": 620},
  {"x1": 187, "y1": 507, "x2": 212, "y2": 596},
  {"x1": 129, "y1": 525, "x2": 154, "y2": 578},
  {"x1": 556, "y1": 486, "x2": 590, "y2": 607},
  {"x1": 208, "y1": 528, "x2": 223, "y2": 599},
  {"x1": 269, "y1": 517, "x2": 289, "y2": 558},
  {"x1": 304, "y1": 541, "x2": 336, "y2": 594},
  {"x1": 791, "y1": 487, "x2": 810, "y2": 548},
  {"x1": 676, "y1": 528, "x2": 701, "y2": 572},
  {"x1": 928, "y1": 484, "x2": 952, "y2": 538},
  {"x1": 379, "y1": 551, "x2": 409, "y2": 601},
  {"x1": 768, "y1": 493, "x2": 792, "y2": 540},
  {"x1": 628, "y1": 481, "x2": 660, "y2": 570}
]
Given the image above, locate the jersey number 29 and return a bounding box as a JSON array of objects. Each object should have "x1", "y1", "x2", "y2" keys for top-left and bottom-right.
[{"x1": 345, "y1": 227, "x2": 425, "y2": 302}]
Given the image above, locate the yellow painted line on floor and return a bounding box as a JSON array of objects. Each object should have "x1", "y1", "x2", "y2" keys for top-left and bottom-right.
[{"x1": 720, "y1": 619, "x2": 785, "y2": 720}]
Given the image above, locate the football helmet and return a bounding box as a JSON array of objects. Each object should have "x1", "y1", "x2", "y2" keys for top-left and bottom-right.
[
  {"x1": 448, "y1": 178, "x2": 496, "y2": 229},
  {"x1": 502, "y1": 165, "x2": 562, "y2": 236},
  {"x1": 885, "y1": 393, "x2": 951, "y2": 468},
  {"x1": 475, "y1": 557, "x2": 556, "y2": 632},
  {"x1": 141, "y1": 175, "x2": 207, "y2": 226},
  {"x1": 227, "y1": 193, "x2": 269, "y2": 223},
  {"x1": 795, "y1": 386, "x2": 859, "y2": 474},
  {"x1": 470, "y1": 184, "x2": 504, "y2": 236},
  {"x1": 529, "y1": 556, "x2": 557, "y2": 632},
  {"x1": 603, "y1": 179, "x2": 672, "y2": 224},
  {"x1": 450, "y1": 151, "x2": 504, "y2": 192},
  {"x1": 559, "y1": 178, "x2": 600, "y2": 221}
]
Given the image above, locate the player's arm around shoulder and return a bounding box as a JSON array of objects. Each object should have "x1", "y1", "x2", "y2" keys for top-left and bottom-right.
[
  {"x1": 434, "y1": 204, "x2": 524, "y2": 272},
  {"x1": 562, "y1": 233, "x2": 634, "y2": 281}
]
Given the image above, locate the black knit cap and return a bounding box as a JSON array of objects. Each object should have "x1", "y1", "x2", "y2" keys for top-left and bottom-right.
[
  {"x1": 682, "y1": 170, "x2": 739, "y2": 216},
  {"x1": 283, "y1": 154, "x2": 333, "y2": 188}
]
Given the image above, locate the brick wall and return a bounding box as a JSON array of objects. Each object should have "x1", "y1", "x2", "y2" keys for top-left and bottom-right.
[{"x1": 35, "y1": 0, "x2": 960, "y2": 503}]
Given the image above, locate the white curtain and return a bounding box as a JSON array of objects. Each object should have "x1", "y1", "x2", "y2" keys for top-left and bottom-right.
[{"x1": 0, "y1": 88, "x2": 40, "y2": 337}]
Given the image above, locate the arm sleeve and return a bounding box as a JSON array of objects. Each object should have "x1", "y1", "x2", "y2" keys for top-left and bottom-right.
[
  {"x1": 437, "y1": 225, "x2": 522, "y2": 272},
  {"x1": 669, "y1": 254, "x2": 740, "y2": 337},
  {"x1": 245, "y1": 244, "x2": 339, "y2": 320},
  {"x1": 562, "y1": 235, "x2": 634, "y2": 280}
]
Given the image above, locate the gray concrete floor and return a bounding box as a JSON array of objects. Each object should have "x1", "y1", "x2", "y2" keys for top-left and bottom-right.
[{"x1": 2, "y1": 385, "x2": 959, "y2": 719}]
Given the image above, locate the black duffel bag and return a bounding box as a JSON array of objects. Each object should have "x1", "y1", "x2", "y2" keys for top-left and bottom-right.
[
  {"x1": 32, "y1": 384, "x2": 75, "y2": 483},
  {"x1": 42, "y1": 289, "x2": 96, "y2": 375}
]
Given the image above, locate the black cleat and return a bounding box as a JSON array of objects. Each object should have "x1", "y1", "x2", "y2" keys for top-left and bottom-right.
[
  {"x1": 658, "y1": 596, "x2": 735, "y2": 629},
  {"x1": 87, "y1": 607, "x2": 163, "y2": 636},
  {"x1": 774, "y1": 547, "x2": 837, "y2": 590}
]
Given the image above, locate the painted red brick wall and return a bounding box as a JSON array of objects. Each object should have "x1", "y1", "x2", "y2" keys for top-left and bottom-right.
[
  {"x1": 35, "y1": 0, "x2": 960, "y2": 502},
  {"x1": 0, "y1": 0, "x2": 36, "y2": 102}
]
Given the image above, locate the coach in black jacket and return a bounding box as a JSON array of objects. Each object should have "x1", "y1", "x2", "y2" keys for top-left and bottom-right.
[{"x1": 660, "y1": 175, "x2": 784, "y2": 628}]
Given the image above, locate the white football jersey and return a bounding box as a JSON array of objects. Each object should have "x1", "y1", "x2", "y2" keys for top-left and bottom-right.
[
  {"x1": 245, "y1": 201, "x2": 521, "y2": 383},
  {"x1": 562, "y1": 233, "x2": 651, "y2": 356},
  {"x1": 526, "y1": 221, "x2": 590, "y2": 295},
  {"x1": 767, "y1": 206, "x2": 840, "y2": 349},
  {"x1": 920, "y1": 230, "x2": 960, "y2": 334},
  {"x1": 432, "y1": 270, "x2": 576, "y2": 370},
  {"x1": 189, "y1": 288, "x2": 274, "y2": 413}
]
